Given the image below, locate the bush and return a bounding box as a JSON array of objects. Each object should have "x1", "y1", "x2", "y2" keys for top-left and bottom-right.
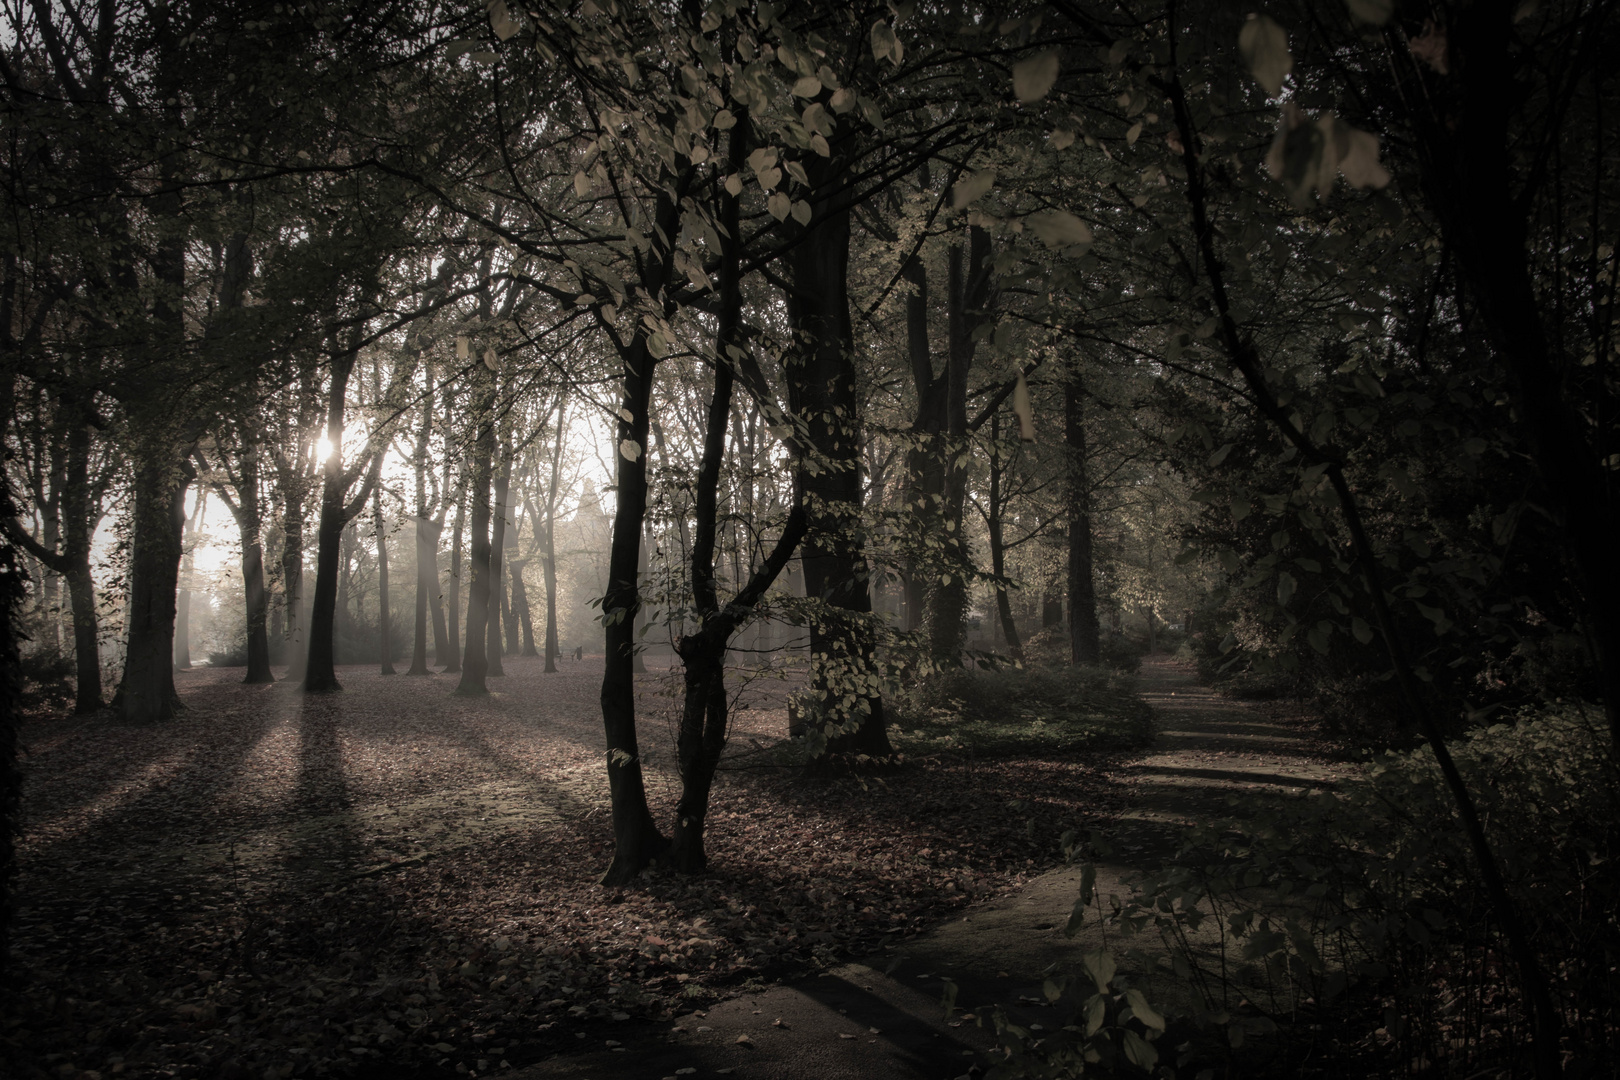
[
  {"x1": 1082, "y1": 702, "x2": 1620, "y2": 1076},
  {"x1": 16, "y1": 650, "x2": 75, "y2": 715},
  {"x1": 891, "y1": 663, "x2": 1156, "y2": 758}
]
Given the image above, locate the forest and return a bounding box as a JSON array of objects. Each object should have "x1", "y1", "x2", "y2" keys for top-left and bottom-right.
[{"x1": 1, "y1": 1, "x2": 1615, "y2": 1078}]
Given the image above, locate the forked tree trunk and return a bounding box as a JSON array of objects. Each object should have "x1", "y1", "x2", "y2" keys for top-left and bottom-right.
[{"x1": 303, "y1": 351, "x2": 381, "y2": 693}]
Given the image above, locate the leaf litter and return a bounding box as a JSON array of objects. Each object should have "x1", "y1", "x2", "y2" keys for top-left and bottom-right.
[{"x1": 6, "y1": 658, "x2": 1135, "y2": 1079}]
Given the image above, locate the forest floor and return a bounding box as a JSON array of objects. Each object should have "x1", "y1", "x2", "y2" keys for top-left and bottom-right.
[{"x1": 5, "y1": 652, "x2": 1348, "y2": 1080}]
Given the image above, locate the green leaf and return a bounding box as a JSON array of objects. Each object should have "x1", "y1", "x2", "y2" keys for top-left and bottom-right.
[
  {"x1": 1122, "y1": 1028, "x2": 1159, "y2": 1069},
  {"x1": 1207, "y1": 442, "x2": 1233, "y2": 466},
  {"x1": 1085, "y1": 994, "x2": 1106, "y2": 1036},
  {"x1": 489, "y1": 0, "x2": 519, "y2": 40},
  {"x1": 1346, "y1": 0, "x2": 1395, "y2": 25},
  {"x1": 1064, "y1": 896, "x2": 1086, "y2": 937},
  {"x1": 1352, "y1": 616, "x2": 1374, "y2": 644},
  {"x1": 1080, "y1": 949, "x2": 1116, "y2": 993},
  {"x1": 952, "y1": 168, "x2": 996, "y2": 209},
  {"x1": 870, "y1": 21, "x2": 899, "y2": 64},
  {"x1": 1026, "y1": 210, "x2": 1092, "y2": 252},
  {"x1": 1238, "y1": 14, "x2": 1292, "y2": 97},
  {"x1": 1012, "y1": 50, "x2": 1060, "y2": 103},
  {"x1": 791, "y1": 75, "x2": 822, "y2": 97},
  {"x1": 1277, "y1": 571, "x2": 1297, "y2": 607},
  {"x1": 1124, "y1": 989, "x2": 1166, "y2": 1032}
]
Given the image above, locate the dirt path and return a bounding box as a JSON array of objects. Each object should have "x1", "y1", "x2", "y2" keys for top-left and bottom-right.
[{"x1": 514, "y1": 656, "x2": 1352, "y2": 1080}]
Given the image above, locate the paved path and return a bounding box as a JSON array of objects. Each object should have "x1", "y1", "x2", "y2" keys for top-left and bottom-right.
[{"x1": 512, "y1": 656, "x2": 1349, "y2": 1080}]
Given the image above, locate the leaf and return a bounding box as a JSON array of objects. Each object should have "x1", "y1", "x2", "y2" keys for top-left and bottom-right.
[
  {"x1": 1352, "y1": 617, "x2": 1374, "y2": 644},
  {"x1": 1345, "y1": 0, "x2": 1394, "y2": 25},
  {"x1": 1012, "y1": 371, "x2": 1036, "y2": 442},
  {"x1": 870, "y1": 21, "x2": 899, "y2": 64},
  {"x1": 790, "y1": 200, "x2": 812, "y2": 225},
  {"x1": 1050, "y1": 128, "x2": 1076, "y2": 150},
  {"x1": 1409, "y1": 19, "x2": 1449, "y2": 74},
  {"x1": 952, "y1": 169, "x2": 996, "y2": 209},
  {"x1": 1208, "y1": 442, "x2": 1233, "y2": 466},
  {"x1": 619, "y1": 439, "x2": 642, "y2": 462},
  {"x1": 791, "y1": 75, "x2": 823, "y2": 98},
  {"x1": 829, "y1": 88, "x2": 856, "y2": 114},
  {"x1": 482, "y1": 348, "x2": 500, "y2": 372},
  {"x1": 724, "y1": 174, "x2": 743, "y2": 197},
  {"x1": 1334, "y1": 121, "x2": 1391, "y2": 190},
  {"x1": 712, "y1": 109, "x2": 737, "y2": 130},
  {"x1": 1081, "y1": 950, "x2": 1116, "y2": 993},
  {"x1": 1277, "y1": 571, "x2": 1297, "y2": 607},
  {"x1": 456, "y1": 336, "x2": 469, "y2": 360},
  {"x1": 1126, "y1": 122, "x2": 1142, "y2": 145},
  {"x1": 489, "y1": 0, "x2": 520, "y2": 40},
  {"x1": 757, "y1": 166, "x2": 782, "y2": 190},
  {"x1": 1124, "y1": 989, "x2": 1166, "y2": 1032},
  {"x1": 1122, "y1": 1029, "x2": 1159, "y2": 1070},
  {"x1": 767, "y1": 191, "x2": 790, "y2": 221},
  {"x1": 1026, "y1": 210, "x2": 1092, "y2": 252},
  {"x1": 1063, "y1": 896, "x2": 1086, "y2": 937},
  {"x1": 1238, "y1": 14, "x2": 1292, "y2": 97},
  {"x1": 573, "y1": 172, "x2": 591, "y2": 197},
  {"x1": 1012, "y1": 50, "x2": 1060, "y2": 103}
]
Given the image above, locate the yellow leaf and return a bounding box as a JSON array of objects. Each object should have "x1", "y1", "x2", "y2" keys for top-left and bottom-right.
[
  {"x1": 1012, "y1": 50, "x2": 1060, "y2": 103},
  {"x1": 619, "y1": 439, "x2": 642, "y2": 462},
  {"x1": 456, "y1": 336, "x2": 469, "y2": 360}
]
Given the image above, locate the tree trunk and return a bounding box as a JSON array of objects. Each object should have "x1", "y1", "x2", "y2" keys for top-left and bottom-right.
[
  {"x1": 175, "y1": 493, "x2": 203, "y2": 671},
  {"x1": 1064, "y1": 378, "x2": 1100, "y2": 665},
  {"x1": 60, "y1": 420, "x2": 102, "y2": 711},
  {"x1": 987, "y1": 411, "x2": 1022, "y2": 659},
  {"x1": 409, "y1": 516, "x2": 441, "y2": 675},
  {"x1": 303, "y1": 351, "x2": 380, "y2": 693},
  {"x1": 444, "y1": 477, "x2": 465, "y2": 673},
  {"x1": 374, "y1": 484, "x2": 395, "y2": 675},
  {"x1": 455, "y1": 369, "x2": 496, "y2": 696},
  {"x1": 485, "y1": 439, "x2": 511, "y2": 676},
  {"x1": 782, "y1": 173, "x2": 893, "y2": 762},
  {"x1": 115, "y1": 443, "x2": 192, "y2": 722},
  {"x1": 512, "y1": 559, "x2": 537, "y2": 656},
  {"x1": 409, "y1": 383, "x2": 436, "y2": 676},
  {"x1": 280, "y1": 503, "x2": 307, "y2": 682}
]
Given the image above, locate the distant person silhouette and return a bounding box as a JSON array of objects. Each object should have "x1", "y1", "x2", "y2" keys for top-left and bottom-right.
[{"x1": 574, "y1": 645, "x2": 584, "y2": 661}]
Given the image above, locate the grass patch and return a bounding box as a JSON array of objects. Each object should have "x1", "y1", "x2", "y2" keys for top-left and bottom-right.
[{"x1": 893, "y1": 664, "x2": 1156, "y2": 758}]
